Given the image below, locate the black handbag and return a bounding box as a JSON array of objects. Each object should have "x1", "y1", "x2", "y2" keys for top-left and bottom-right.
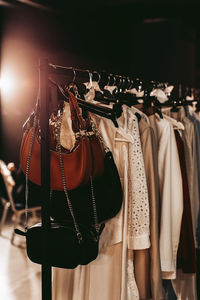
[
  {"x1": 15, "y1": 221, "x2": 104, "y2": 269},
  {"x1": 26, "y1": 149, "x2": 123, "y2": 226},
  {"x1": 50, "y1": 150, "x2": 123, "y2": 225}
]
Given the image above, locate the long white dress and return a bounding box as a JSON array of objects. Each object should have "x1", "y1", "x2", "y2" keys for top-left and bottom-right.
[
  {"x1": 52, "y1": 105, "x2": 150, "y2": 300},
  {"x1": 149, "y1": 113, "x2": 183, "y2": 280}
]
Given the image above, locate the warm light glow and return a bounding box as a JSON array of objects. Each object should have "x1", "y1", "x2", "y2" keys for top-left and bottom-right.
[{"x1": 0, "y1": 71, "x2": 17, "y2": 96}]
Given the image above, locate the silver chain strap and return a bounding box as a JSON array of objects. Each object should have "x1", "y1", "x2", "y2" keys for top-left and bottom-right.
[
  {"x1": 57, "y1": 107, "x2": 100, "y2": 242},
  {"x1": 25, "y1": 113, "x2": 38, "y2": 231},
  {"x1": 57, "y1": 109, "x2": 83, "y2": 243},
  {"x1": 89, "y1": 176, "x2": 99, "y2": 234}
]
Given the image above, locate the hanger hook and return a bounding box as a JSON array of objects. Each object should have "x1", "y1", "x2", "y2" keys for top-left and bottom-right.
[
  {"x1": 94, "y1": 71, "x2": 101, "y2": 84},
  {"x1": 112, "y1": 75, "x2": 116, "y2": 86},
  {"x1": 115, "y1": 75, "x2": 119, "y2": 87},
  {"x1": 122, "y1": 76, "x2": 126, "y2": 90},
  {"x1": 107, "y1": 74, "x2": 111, "y2": 86},
  {"x1": 138, "y1": 80, "x2": 143, "y2": 92},
  {"x1": 88, "y1": 70, "x2": 93, "y2": 88},
  {"x1": 126, "y1": 77, "x2": 130, "y2": 90},
  {"x1": 97, "y1": 72, "x2": 101, "y2": 84},
  {"x1": 119, "y1": 76, "x2": 126, "y2": 92},
  {"x1": 118, "y1": 75, "x2": 122, "y2": 89},
  {"x1": 129, "y1": 79, "x2": 133, "y2": 90},
  {"x1": 72, "y1": 68, "x2": 76, "y2": 83}
]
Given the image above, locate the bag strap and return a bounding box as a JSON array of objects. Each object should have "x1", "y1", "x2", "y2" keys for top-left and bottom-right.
[
  {"x1": 55, "y1": 82, "x2": 95, "y2": 134},
  {"x1": 62, "y1": 90, "x2": 102, "y2": 237},
  {"x1": 66, "y1": 90, "x2": 86, "y2": 133},
  {"x1": 66, "y1": 89, "x2": 96, "y2": 134},
  {"x1": 25, "y1": 113, "x2": 38, "y2": 231},
  {"x1": 57, "y1": 108, "x2": 100, "y2": 243}
]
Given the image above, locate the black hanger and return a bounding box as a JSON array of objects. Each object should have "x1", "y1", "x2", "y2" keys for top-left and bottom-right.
[
  {"x1": 135, "y1": 112, "x2": 142, "y2": 122},
  {"x1": 196, "y1": 101, "x2": 200, "y2": 112},
  {"x1": 155, "y1": 106, "x2": 163, "y2": 118},
  {"x1": 170, "y1": 102, "x2": 179, "y2": 112},
  {"x1": 139, "y1": 80, "x2": 165, "y2": 118},
  {"x1": 113, "y1": 92, "x2": 140, "y2": 106},
  {"x1": 100, "y1": 74, "x2": 118, "y2": 102},
  {"x1": 170, "y1": 98, "x2": 182, "y2": 112},
  {"x1": 153, "y1": 98, "x2": 163, "y2": 118}
]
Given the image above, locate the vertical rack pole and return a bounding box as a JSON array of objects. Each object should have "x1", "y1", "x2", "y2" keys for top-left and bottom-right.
[{"x1": 39, "y1": 58, "x2": 52, "y2": 300}]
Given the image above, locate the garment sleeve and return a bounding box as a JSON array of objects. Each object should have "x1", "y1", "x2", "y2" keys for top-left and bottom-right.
[
  {"x1": 127, "y1": 116, "x2": 150, "y2": 250},
  {"x1": 158, "y1": 122, "x2": 183, "y2": 279}
]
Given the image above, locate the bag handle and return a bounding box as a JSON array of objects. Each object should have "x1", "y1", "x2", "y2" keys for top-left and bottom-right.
[
  {"x1": 25, "y1": 113, "x2": 38, "y2": 232},
  {"x1": 53, "y1": 81, "x2": 94, "y2": 134},
  {"x1": 66, "y1": 90, "x2": 87, "y2": 133},
  {"x1": 66, "y1": 89, "x2": 96, "y2": 134}
]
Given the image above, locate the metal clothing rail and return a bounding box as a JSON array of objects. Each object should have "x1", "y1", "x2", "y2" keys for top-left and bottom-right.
[
  {"x1": 48, "y1": 62, "x2": 142, "y2": 90},
  {"x1": 48, "y1": 63, "x2": 200, "y2": 102}
]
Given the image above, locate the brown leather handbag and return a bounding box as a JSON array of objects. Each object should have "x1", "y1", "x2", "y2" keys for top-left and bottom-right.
[{"x1": 20, "y1": 90, "x2": 105, "y2": 191}]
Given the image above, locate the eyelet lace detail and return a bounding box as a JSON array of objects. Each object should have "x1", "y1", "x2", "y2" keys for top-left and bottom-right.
[
  {"x1": 126, "y1": 108, "x2": 150, "y2": 249},
  {"x1": 127, "y1": 251, "x2": 139, "y2": 300}
]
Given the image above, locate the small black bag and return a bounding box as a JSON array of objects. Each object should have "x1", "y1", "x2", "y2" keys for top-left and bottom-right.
[{"x1": 16, "y1": 221, "x2": 104, "y2": 269}]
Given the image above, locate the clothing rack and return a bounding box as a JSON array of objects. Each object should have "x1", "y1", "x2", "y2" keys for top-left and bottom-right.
[{"x1": 38, "y1": 58, "x2": 200, "y2": 300}]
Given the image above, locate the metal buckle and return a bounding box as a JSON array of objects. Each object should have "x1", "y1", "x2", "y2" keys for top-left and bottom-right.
[{"x1": 77, "y1": 232, "x2": 83, "y2": 244}]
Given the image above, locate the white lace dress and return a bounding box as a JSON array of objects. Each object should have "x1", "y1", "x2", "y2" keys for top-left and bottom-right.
[
  {"x1": 118, "y1": 106, "x2": 150, "y2": 250},
  {"x1": 52, "y1": 105, "x2": 150, "y2": 300}
]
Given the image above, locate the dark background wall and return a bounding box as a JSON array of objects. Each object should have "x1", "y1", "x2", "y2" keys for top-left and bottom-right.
[{"x1": 0, "y1": 1, "x2": 199, "y2": 166}]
